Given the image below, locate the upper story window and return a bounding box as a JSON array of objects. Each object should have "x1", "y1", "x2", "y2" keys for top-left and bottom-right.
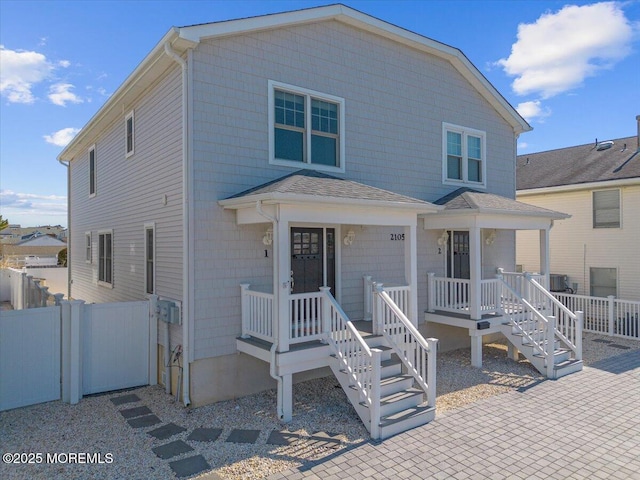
[
  {"x1": 125, "y1": 110, "x2": 135, "y2": 157},
  {"x1": 269, "y1": 81, "x2": 345, "y2": 173},
  {"x1": 443, "y1": 123, "x2": 486, "y2": 188},
  {"x1": 89, "y1": 145, "x2": 96, "y2": 197},
  {"x1": 593, "y1": 189, "x2": 620, "y2": 228}
]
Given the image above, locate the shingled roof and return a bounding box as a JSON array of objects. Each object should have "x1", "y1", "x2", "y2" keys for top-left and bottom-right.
[
  {"x1": 434, "y1": 188, "x2": 569, "y2": 219},
  {"x1": 517, "y1": 135, "x2": 639, "y2": 191},
  {"x1": 222, "y1": 170, "x2": 438, "y2": 211}
]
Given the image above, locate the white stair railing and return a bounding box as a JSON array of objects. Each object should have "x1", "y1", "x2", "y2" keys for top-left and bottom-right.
[
  {"x1": 321, "y1": 287, "x2": 381, "y2": 439},
  {"x1": 372, "y1": 284, "x2": 437, "y2": 408}
]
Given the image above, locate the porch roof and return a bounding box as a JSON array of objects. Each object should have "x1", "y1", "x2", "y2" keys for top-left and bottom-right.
[
  {"x1": 423, "y1": 188, "x2": 570, "y2": 229},
  {"x1": 219, "y1": 170, "x2": 441, "y2": 213}
]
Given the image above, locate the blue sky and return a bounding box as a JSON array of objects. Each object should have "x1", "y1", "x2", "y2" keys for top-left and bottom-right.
[{"x1": 1, "y1": 0, "x2": 639, "y2": 227}]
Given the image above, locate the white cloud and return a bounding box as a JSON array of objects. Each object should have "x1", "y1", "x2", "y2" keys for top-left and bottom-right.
[
  {"x1": 516, "y1": 100, "x2": 552, "y2": 122},
  {"x1": 58, "y1": 60, "x2": 71, "y2": 68},
  {"x1": 0, "y1": 45, "x2": 54, "y2": 103},
  {"x1": 43, "y1": 127, "x2": 81, "y2": 147},
  {"x1": 48, "y1": 82, "x2": 83, "y2": 106},
  {"x1": 497, "y1": 2, "x2": 635, "y2": 98},
  {"x1": 0, "y1": 190, "x2": 67, "y2": 215}
]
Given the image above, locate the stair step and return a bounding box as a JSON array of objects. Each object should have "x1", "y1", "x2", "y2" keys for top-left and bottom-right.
[
  {"x1": 365, "y1": 387, "x2": 424, "y2": 417},
  {"x1": 553, "y1": 359, "x2": 583, "y2": 379},
  {"x1": 379, "y1": 404, "x2": 435, "y2": 427},
  {"x1": 378, "y1": 404, "x2": 436, "y2": 439}
]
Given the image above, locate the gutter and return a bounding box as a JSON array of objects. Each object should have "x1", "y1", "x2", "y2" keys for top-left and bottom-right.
[
  {"x1": 164, "y1": 41, "x2": 192, "y2": 407},
  {"x1": 517, "y1": 177, "x2": 640, "y2": 197},
  {"x1": 255, "y1": 201, "x2": 285, "y2": 420}
]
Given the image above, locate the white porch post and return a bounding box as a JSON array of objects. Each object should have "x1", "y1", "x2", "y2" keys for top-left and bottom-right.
[
  {"x1": 539, "y1": 228, "x2": 550, "y2": 288},
  {"x1": 281, "y1": 373, "x2": 293, "y2": 423},
  {"x1": 275, "y1": 217, "x2": 289, "y2": 353},
  {"x1": 404, "y1": 222, "x2": 418, "y2": 327},
  {"x1": 470, "y1": 333, "x2": 483, "y2": 368},
  {"x1": 469, "y1": 227, "x2": 482, "y2": 320}
]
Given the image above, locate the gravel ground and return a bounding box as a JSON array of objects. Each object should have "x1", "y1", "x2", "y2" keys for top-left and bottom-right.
[{"x1": 1, "y1": 332, "x2": 638, "y2": 480}]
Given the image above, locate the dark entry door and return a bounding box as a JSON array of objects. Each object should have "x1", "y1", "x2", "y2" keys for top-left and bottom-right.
[
  {"x1": 447, "y1": 231, "x2": 470, "y2": 279},
  {"x1": 290, "y1": 227, "x2": 335, "y2": 294}
]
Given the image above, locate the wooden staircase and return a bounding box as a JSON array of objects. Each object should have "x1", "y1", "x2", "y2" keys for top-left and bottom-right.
[
  {"x1": 329, "y1": 332, "x2": 435, "y2": 440},
  {"x1": 497, "y1": 273, "x2": 583, "y2": 379}
]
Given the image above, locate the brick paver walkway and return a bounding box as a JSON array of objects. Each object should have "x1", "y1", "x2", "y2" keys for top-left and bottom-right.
[{"x1": 270, "y1": 349, "x2": 640, "y2": 479}]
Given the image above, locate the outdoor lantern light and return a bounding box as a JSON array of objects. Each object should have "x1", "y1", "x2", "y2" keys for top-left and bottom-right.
[
  {"x1": 343, "y1": 230, "x2": 355, "y2": 246},
  {"x1": 437, "y1": 230, "x2": 449, "y2": 246},
  {"x1": 262, "y1": 227, "x2": 273, "y2": 246},
  {"x1": 485, "y1": 230, "x2": 497, "y2": 245}
]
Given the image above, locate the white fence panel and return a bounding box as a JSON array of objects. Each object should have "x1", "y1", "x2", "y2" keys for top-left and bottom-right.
[
  {"x1": 0, "y1": 307, "x2": 61, "y2": 411},
  {"x1": 83, "y1": 301, "x2": 150, "y2": 395}
]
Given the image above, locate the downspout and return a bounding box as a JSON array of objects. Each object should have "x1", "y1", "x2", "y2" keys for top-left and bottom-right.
[
  {"x1": 57, "y1": 158, "x2": 71, "y2": 299},
  {"x1": 255, "y1": 200, "x2": 284, "y2": 420},
  {"x1": 164, "y1": 41, "x2": 191, "y2": 407}
]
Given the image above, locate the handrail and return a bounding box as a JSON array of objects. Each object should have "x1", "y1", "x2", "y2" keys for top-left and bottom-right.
[{"x1": 373, "y1": 284, "x2": 437, "y2": 407}]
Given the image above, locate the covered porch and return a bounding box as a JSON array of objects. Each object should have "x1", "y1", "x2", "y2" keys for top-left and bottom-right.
[{"x1": 422, "y1": 188, "x2": 570, "y2": 367}]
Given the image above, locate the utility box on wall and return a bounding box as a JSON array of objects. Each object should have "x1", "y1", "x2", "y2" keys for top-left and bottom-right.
[{"x1": 157, "y1": 299, "x2": 181, "y2": 325}]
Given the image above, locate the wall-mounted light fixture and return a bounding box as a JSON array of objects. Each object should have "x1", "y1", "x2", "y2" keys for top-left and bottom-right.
[
  {"x1": 485, "y1": 230, "x2": 497, "y2": 246},
  {"x1": 343, "y1": 229, "x2": 355, "y2": 246},
  {"x1": 437, "y1": 230, "x2": 449, "y2": 246},
  {"x1": 262, "y1": 227, "x2": 273, "y2": 246}
]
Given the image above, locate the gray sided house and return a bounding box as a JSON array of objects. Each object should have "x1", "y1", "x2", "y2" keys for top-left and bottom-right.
[{"x1": 59, "y1": 5, "x2": 579, "y2": 438}]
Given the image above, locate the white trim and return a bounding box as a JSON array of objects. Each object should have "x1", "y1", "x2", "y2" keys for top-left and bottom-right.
[
  {"x1": 88, "y1": 144, "x2": 97, "y2": 198},
  {"x1": 517, "y1": 177, "x2": 640, "y2": 196},
  {"x1": 97, "y1": 229, "x2": 114, "y2": 288},
  {"x1": 442, "y1": 122, "x2": 486, "y2": 189},
  {"x1": 125, "y1": 110, "x2": 135, "y2": 158},
  {"x1": 268, "y1": 80, "x2": 346, "y2": 174},
  {"x1": 144, "y1": 223, "x2": 156, "y2": 295}
]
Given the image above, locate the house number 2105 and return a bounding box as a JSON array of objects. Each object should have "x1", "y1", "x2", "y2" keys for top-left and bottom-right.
[{"x1": 390, "y1": 233, "x2": 405, "y2": 241}]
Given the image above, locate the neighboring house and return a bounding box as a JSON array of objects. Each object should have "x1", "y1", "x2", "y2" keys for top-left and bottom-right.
[
  {"x1": 58, "y1": 5, "x2": 579, "y2": 438},
  {"x1": 1, "y1": 234, "x2": 67, "y2": 267},
  {"x1": 516, "y1": 116, "x2": 640, "y2": 300}
]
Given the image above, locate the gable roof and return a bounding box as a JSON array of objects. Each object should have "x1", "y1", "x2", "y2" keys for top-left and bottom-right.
[
  {"x1": 220, "y1": 170, "x2": 439, "y2": 212},
  {"x1": 517, "y1": 135, "x2": 640, "y2": 191},
  {"x1": 434, "y1": 187, "x2": 569, "y2": 219},
  {"x1": 59, "y1": 4, "x2": 529, "y2": 162}
]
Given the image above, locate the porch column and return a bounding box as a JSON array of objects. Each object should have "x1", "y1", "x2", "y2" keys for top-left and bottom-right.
[
  {"x1": 539, "y1": 228, "x2": 550, "y2": 288},
  {"x1": 470, "y1": 333, "x2": 483, "y2": 368},
  {"x1": 275, "y1": 217, "x2": 290, "y2": 352},
  {"x1": 404, "y1": 222, "x2": 418, "y2": 326},
  {"x1": 469, "y1": 227, "x2": 482, "y2": 320}
]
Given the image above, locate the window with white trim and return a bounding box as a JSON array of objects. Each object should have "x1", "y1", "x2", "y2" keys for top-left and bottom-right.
[
  {"x1": 593, "y1": 189, "x2": 620, "y2": 228},
  {"x1": 85, "y1": 232, "x2": 92, "y2": 263},
  {"x1": 590, "y1": 267, "x2": 617, "y2": 298},
  {"x1": 269, "y1": 81, "x2": 345, "y2": 172},
  {"x1": 144, "y1": 224, "x2": 155, "y2": 294},
  {"x1": 89, "y1": 145, "x2": 96, "y2": 196},
  {"x1": 125, "y1": 110, "x2": 135, "y2": 157},
  {"x1": 443, "y1": 123, "x2": 486, "y2": 187},
  {"x1": 98, "y1": 230, "x2": 113, "y2": 286}
]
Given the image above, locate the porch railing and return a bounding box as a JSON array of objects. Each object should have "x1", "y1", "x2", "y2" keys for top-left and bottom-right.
[
  {"x1": 373, "y1": 284, "x2": 437, "y2": 408},
  {"x1": 426, "y1": 273, "x2": 500, "y2": 315},
  {"x1": 290, "y1": 291, "x2": 325, "y2": 343},
  {"x1": 498, "y1": 270, "x2": 547, "y2": 295},
  {"x1": 240, "y1": 284, "x2": 274, "y2": 343},
  {"x1": 552, "y1": 293, "x2": 639, "y2": 339}
]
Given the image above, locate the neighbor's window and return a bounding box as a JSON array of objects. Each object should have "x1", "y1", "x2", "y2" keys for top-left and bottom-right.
[
  {"x1": 593, "y1": 189, "x2": 620, "y2": 228},
  {"x1": 98, "y1": 231, "x2": 113, "y2": 286},
  {"x1": 270, "y1": 81, "x2": 345, "y2": 172},
  {"x1": 89, "y1": 145, "x2": 96, "y2": 196},
  {"x1": 85, "y1": 232, "x2": 92, "y2": 263},
  {"x1": 590, "y1": 267, "x2": 616, "y2": 298},
  {"x1": 443, "y1": 123, "x2": 486, "y2": 187},
  {"x1": 144, "y1": 224, "x2": 155, "y2": 294},
  {"x1": 125, "y1": 110, "x2": 135, "y2": 157}
]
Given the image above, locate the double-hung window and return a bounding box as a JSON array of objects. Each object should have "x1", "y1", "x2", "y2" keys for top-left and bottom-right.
[
  {"x1": 269, "y1": 81, "x2": 345, "y2": 172},
  {"x1": 85, "y1": 232, "x2": 92, "y2": 263},
  {"x1": 125, "y1": 110, "x2": 135, "y2": 157},
  {"x1": 89, "y1": 145, "x2": 96, "y2": 196},
  {"x1": 98, "y1": 230, "x2": 113, "y2": 286},
  {"x1": 593, "y1": 189, "x2": 620, "y2": 228},
  {"x1": 443, "y1": 123, "x2": 486, "y2": 187},
  {"x1": 144, "y1": 224, "x2": 155, "y2": 295}
]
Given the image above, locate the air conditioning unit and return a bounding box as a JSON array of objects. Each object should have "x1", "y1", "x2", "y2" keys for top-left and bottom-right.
[{"x1": 549, "y1": 274, "x2": 568, "y2": 292}]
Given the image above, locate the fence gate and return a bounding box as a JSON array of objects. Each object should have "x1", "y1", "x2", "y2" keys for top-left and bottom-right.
[
  {"x1": 0, "y1": 307, "x2": 61, "y2": 411},
  {"x1": 82, "y1": 301, "x2": 150, "y2": 395}
]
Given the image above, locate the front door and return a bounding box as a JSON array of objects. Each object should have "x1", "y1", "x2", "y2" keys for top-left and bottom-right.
[
  {"x1": 447, "y1": 230, "x2": 470, "y2": 280},
  {"x1": 290, "y1": 227, "x2": 335, "y2": 294}
]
